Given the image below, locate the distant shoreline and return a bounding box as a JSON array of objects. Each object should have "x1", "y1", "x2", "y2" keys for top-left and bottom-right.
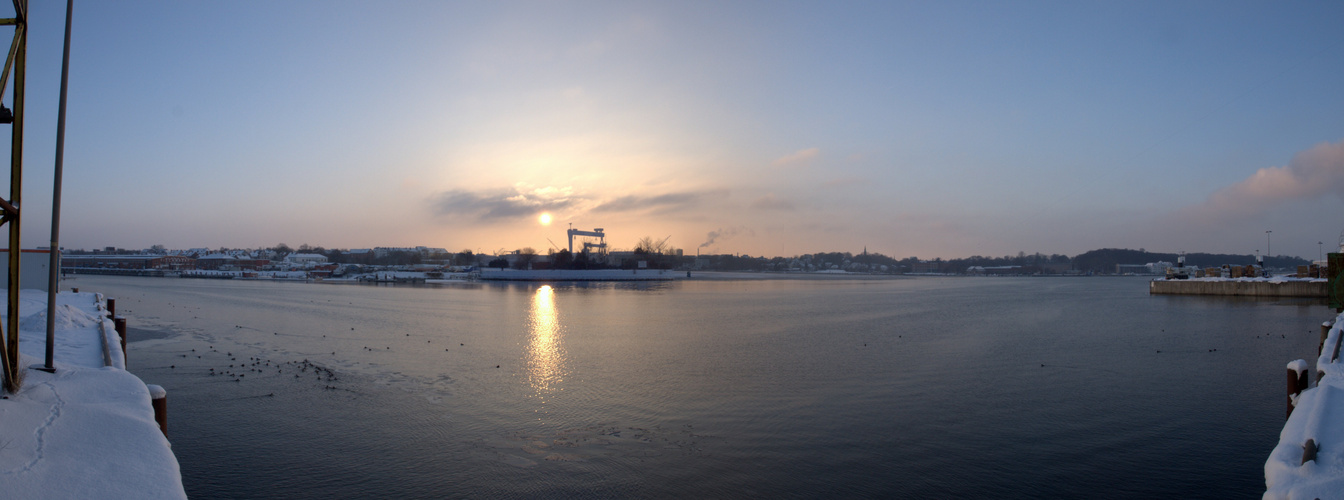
[{"x1": 682, "y1": 272, "x2": 1148, "y2": 280}]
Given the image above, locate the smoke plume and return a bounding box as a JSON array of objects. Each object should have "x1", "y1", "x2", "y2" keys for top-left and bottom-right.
[
  {"x1": 1194, "y1": 139, "x2": 1344, "y2": 217},
  {"x1": 699, "y1": 226, "x2": 753, "y2": 249}
]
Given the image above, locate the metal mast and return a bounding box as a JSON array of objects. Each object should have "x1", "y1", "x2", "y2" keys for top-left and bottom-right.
[
  {"x1": 39, "y1": 0, "x2": 73, "y2": 373},
  {"x1": 0, "y1": 0, "x2": 25, "y2": 392}
]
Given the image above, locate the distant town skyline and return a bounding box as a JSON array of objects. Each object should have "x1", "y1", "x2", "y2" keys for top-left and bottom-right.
[
  {"x1": 63, "y1": 240, "x2": 1324, "y2": 264},
  {"x1": 1, "y1": 1, "x2": 1341, "y2": 260}
]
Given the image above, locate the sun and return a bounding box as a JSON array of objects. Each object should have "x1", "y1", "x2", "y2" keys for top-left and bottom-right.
[{"x1": 538, "y1": 212, "x2": 552, "y2": 226}]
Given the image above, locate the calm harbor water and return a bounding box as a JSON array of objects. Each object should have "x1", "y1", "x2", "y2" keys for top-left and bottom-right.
[{"x1": 73, "y1": 274, "x2": 1323, "y2": 498}]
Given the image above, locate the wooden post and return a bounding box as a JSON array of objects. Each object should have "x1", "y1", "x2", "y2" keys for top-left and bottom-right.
[
  {"x1": 1321, "y1": 321, "x2": 1333, "y2": 356},
  {"x1": 1303, "y1": 438, "x2": 1318, "y2": 465},
  {"x1": 113, "y1": 316, "x2": 127, "y2": 366},
  {"x1": 71, "y1": 287, "x2": 77, "y2": 293},
  {"x1": 1287, "y1": 368, "x2": 1297, "y2": 419},
  {"x1": 106, "y1": 297, "x2": 115, "y2": 318},
  {"x1": 147, "y1": 384, "x2": 167, "y2": 436},
  {"x1": 1288, "y1": 360, "x2": 1309, "y2": 419}
]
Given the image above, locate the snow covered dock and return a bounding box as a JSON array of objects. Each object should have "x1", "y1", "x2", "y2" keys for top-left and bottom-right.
[
  {"x1": 1266, "y1": 312, "x2": 1344, "y2": 499},
  {"x1": 0, "y1": 290, "x2": 185, "y2": 499},
  {"x1": 1150, "y1": 277, "x2": 1327, "y2": 298}
]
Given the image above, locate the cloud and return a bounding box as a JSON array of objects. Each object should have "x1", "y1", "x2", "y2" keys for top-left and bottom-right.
[
  {"x1": 431, "y1": 186, "x2": 577, "y2": 220},
  {"x1": 772, "y1": 147, "x2": 819, "y2": 167},
  {"x1": 591, "y1": 190, "x2": 727, "y2": 213},
  {"x1": 750, "y1": 194, "x2": 795, "y2": 210},
  {"x1": 430, "y1": 186, "x2": 727, "y2": 221},
  {"x1": 1194, "y1": 139, "x2": 1344, "y2": 217}
]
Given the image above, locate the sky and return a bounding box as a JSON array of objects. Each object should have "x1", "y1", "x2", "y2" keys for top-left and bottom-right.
[{"x1": 1, "y1": 0, "x2": 1341, "y2": 260}]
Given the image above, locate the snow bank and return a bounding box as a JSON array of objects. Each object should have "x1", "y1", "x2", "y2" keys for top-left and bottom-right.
[
  {"x1": 0, "y1": 290, "x2": 185, "y2": 499},
  {"x1": 1, "y1": 354, "x2": 185, "y2": 499},
  {"x1": 1265, "y1": 313, "x2": 1344, "y2": 499},
  {"x1": 19, "y1": 303, "x2": 101, "y2": 332}
]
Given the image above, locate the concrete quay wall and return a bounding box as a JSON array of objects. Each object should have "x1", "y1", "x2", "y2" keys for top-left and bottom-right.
[
  {"x1": 1149, "y1": 279, "x2": 1326, "y2": 297},
  {"x1": 479, "y1": 269, "x2": 678, "y2": 281}
]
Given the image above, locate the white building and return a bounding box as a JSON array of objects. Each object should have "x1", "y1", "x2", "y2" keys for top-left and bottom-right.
[{"x1": 285, "y1": 253, "x2": 329, "y2": 265}]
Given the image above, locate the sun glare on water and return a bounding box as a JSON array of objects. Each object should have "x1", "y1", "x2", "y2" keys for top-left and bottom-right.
[{"x1": 539, "y1": 213, "x2": 552, "y2": 225}]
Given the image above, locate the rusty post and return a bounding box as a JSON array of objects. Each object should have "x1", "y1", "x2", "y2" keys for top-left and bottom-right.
[
  {"x1": 42, "y1": 0, "x2": 73, "y2": 374},
  {"x1": 1321, "y1": 321, "x2": 1332, "y2": 357},
  {"x1": 1287, "y1": 368, "x2": 1296, "y2": 419},
  {"x1": 147, "y1": 384, "x2": 166, "y2": 436},
  {"x1": 113, "y1": 316, "x2": 126, "y2": 366},
  {"x1": 106, "y1": 297, "x2": 115, "y2": 318},
  {"x1": 1288, "y1": 361, "x2": 1309, "y2": 419}
]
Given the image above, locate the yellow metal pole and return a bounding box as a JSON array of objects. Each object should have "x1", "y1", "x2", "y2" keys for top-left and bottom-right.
[{"x1": 2, "y1": 0, "x2": 23, "y2": 391}]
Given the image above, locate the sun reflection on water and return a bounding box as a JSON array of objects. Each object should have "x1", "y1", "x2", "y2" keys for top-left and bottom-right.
[{"x1": 527, "y1": 285, "x2": 566, "y2": 395}]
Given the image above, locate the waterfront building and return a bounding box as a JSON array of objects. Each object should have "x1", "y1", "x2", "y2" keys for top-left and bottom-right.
[
  {"x1": 284, "y1": 253, "x2": 329, "y2": 266},
  {"x1": 195, "y1": 253, "x2": 267, "y2": 271},
  {"x1": 62, "y1": 254, "x2": 195, "y2": 271}
]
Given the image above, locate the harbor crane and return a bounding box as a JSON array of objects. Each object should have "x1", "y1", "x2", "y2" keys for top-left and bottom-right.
[{"x1": 567, "y1": 225, "x2": 608, "y2": 259}]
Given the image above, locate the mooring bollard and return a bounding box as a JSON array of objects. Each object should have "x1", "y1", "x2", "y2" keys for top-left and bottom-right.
[
  {"x1": 1302, "y1": 438, "x2": 1318, "y2": 465},
  {"x1": 114, "y1": 316, "x2": 128, "y2": 366},
  {"x1": 147, "y1": 384, "x2": 167, "y2": 436},
  {"x1": 71, "y1": 287, "x2": 78, "y2": 293},
  {"x1": 106, "y1": 298, "x2": 116, "y2": 318},
  {"x1": 1288, "y1": 359, "x2": 1309, "y2": 419}
]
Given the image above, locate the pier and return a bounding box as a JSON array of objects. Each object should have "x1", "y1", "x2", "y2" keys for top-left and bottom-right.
[
  {"x1": 1266, "y1": 313, "x2": 1344, "y2": 498},
  {"x1": 1149, "y1": 278, "x2": 1327, "y2": 298},
  {"x1": 0, "y1": 289, "x2": 185, "y2": 499}
]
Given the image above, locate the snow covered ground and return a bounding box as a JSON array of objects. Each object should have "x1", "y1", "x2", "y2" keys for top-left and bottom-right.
[
  {"x1": 1172, "y1": 276, "x2": 1327, "y2": 283},
  {"x1": 0, "y1": 290, "x2": 185, "y2": 499},
  {"x1": 1265, "y1": 312, "x2": 1344, "y2": 499}
]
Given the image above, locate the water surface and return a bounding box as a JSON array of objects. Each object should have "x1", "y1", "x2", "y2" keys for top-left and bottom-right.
[{"x1": 75, "y1": 275, "x2": 1323, "y2": 498}]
